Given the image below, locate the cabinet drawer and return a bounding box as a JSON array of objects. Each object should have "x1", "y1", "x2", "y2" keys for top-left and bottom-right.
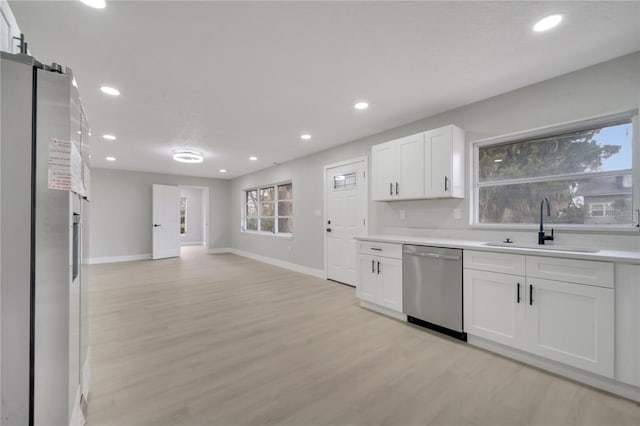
[
  {"x1": 358, "y1": 241, "x2": 402, "y2": 259},
  {"x1": 526, "y1": 256, "x2": 613, "y2": 288},
  {"x1": 464, "y1": 250, "x2": 526, "y2": 276}
]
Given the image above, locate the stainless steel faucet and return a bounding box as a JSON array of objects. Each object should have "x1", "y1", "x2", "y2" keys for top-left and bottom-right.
[{"x1": 538, "y1": 197, "x2": 554, "y2": 245}]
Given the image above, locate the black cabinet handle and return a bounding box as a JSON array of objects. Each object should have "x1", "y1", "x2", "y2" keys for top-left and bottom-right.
[
  {"x1": 529, "y1": 284, "x2": 533, "y2": 306},
  {"x1": 370, "y1": 248, "x2": 382, "y2": 251},
  {"x1": 444, "y1": 176, "x2": 449, "y2": 192},
  {"x1": 371, "y1": 260, "x2": 375, "y2": 273},
  {"x1": 395, "y1": 182, "x2": 399, "y2": 195},
  {"x1": 390, "y1": 183, "x2": 393, "y2": 196},
  {"x1": 377, "y1": 261, "x2": 380, "y2": 274},
  {"x1": 517, "y1": 283, "x2": 520, "y2": 304}
]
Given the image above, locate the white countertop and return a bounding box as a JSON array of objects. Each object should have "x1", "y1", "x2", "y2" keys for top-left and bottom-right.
[{"x1": 356, "y1": 234, "x2": 640, "y2": 264}]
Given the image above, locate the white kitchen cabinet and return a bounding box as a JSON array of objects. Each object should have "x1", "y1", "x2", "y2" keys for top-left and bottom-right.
[
  {"x1": 463, "y1": 269, "x2": 525, "y2": 349},
  {"x1": 464, "y1": 252, "x2": 615, "y2": 378},
  {"x1": 424, "y1": 125, "x2": 465, "y2": 198},
  {"x1": 371, "y1": 133, "x2": 424, "y2": 201},
  {"x1": 357, "y1": 243, "x2": 402, "y2": 315},
  {"x1": 525, "y1": 277, "x2": 614, "y2": 378},
  {"x1": 358, "y1": 254, "x2": 380, "y2": 303}
]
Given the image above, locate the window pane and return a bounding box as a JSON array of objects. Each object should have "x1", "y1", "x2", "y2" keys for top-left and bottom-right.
[
  {"x1": 478, "y1": 173, "x2": 632, "y2": 225},
  {"x1": 278, "y1": 201, "x2": 292, "y2": 216},
  {"x1": 180, "y1": 197, "x2": 187, "y2": 234},
  {"x1": 261, "y1": 202, "x2": 275, "y2": 216},
  {"x1": 246, "y1": 218, "x2": 258, "y2": 231},
  {"x1": 260, "y1": 187, "x2": 275, "y2": 201},
  {"x1": 333, "y1": 172, "x2": 357, "y2": 190},
  {"x1": 278, "y1": 183, "x2": 292, "y2": 200},
  {"x1": 260, "y1": 217, "x2": 275, "y2": 233},
  {"x1": 479, "y1": 122, "x2": 632, "y2": 183},
  {"x1": 246, "y1": 201, "x2": 258, "y2": 217},
  {"x1": 278, "y1": 218, "x2": 292, "y2": 234}
]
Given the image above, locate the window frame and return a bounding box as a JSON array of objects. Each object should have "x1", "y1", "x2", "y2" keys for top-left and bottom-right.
[
  {"x1": 180, "y1": 197, "x2": 187, "y2": 235},
  {"x1": 469, "y1": 110, "x2": 639, "y2": 232},
  {"x1": 241, "y1": 180, "x2": 293, "y2": 238}
]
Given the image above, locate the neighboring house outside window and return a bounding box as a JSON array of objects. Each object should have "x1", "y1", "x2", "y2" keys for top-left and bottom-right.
[
  {"x1": 242, "y1": 182, "x2": 293, "y2": 235},
  {"x1": 472, "y1": 114, "x2": 635, "y2": 227}
]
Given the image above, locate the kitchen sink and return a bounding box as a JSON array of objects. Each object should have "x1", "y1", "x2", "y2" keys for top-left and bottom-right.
[{"x1": 483, "y1": 242, "x2": 600, "y2": 253}]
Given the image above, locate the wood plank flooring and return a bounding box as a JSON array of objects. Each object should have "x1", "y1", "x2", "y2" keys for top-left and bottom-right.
[{"x1": 87, "y1": 246, "x2": 640, "y2": 425}]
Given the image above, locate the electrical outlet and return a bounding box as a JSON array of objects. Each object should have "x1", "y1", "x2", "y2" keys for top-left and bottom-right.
[
  {"x1": 314, "y1": 209, "x2": 322, "y2": 217},
  {"x1": 454, "y1": 208, "x2": 461, "y2": 219}
]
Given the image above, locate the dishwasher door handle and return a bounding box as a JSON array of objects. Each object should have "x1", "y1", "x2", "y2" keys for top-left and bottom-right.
[{"x1": 404, "y1": 252, "x2": 460, "y2": 261}]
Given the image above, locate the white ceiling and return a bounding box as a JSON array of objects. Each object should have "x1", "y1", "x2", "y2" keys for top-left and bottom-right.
[{"x1": 9, "y1": 1, "x2": 640, "y2": 179}]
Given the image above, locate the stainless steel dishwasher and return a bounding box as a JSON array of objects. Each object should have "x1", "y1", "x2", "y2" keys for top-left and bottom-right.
[{"x1": 403, "y1": 245, "x2": 466, "y2": 341}]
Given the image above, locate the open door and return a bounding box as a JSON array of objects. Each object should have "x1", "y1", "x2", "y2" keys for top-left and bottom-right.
[{"x1": 152, "y1": 184, "x2": 180, "y2": 259}]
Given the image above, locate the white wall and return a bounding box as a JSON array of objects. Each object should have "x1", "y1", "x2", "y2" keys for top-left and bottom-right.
[
  {"x1": 230, "y1": 52, "x2": 640, "y2": 271},
  {"x1": 179, "y1": 187, "x2": 204, "y2": 246},
  {"x1": 89, "y1": 169, "x2": 229, "y2": 261}
]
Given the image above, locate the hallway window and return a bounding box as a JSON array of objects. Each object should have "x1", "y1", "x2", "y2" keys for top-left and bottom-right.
[
  {"x1": 243, "y1": 182, "x2": 293, "y2": 235},
  {"x1": 180, "y1": 197, "x2": 187, "y2": 235}
]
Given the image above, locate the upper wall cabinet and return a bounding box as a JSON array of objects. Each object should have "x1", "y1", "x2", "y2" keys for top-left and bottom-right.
[
  {"x1": 372, "y1": 132, "x2": 425, "y2": 201},
  {"x1": 424, "y1": 125, "x2": 465, "y2": 198},
  {"x1": 371, "y1": 125, "x2": 465, "y2": 201}
]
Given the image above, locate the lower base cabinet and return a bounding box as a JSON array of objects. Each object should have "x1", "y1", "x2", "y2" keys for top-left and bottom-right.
[
  {"x1": 464, "y1": 252, "x2": 615, "y2": 379},
  {"x1": 357, "y1": 242, "x2": 403, "y2": 315}
]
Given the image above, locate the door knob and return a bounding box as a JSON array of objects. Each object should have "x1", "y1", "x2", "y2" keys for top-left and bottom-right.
[
  {"x1": 326, "y1": 228, "x2": 332, "y2": 232},
  {"x1": 153, "y1": 224, "x2": 161, "y2": 227}
]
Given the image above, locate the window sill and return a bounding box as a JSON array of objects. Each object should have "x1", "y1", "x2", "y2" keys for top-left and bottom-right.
[
  {"x1": 241, "y1": 230, "x2": 293, "y2": 240},
  {"x1": 470, "y1": 223, "x2": 640, "y2": 234}
]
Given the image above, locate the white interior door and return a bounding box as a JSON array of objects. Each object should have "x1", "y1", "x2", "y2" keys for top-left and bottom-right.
[
  {"x1": 325, "y1": 160, "x2": 367, "y2": 286},
  {"x1": 152, "y1": 184, "x2": 180, "y2": 260}
]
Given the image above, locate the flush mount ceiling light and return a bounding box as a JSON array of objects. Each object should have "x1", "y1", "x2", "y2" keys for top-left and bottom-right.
[
  {"x1": 249, "y1": 156, "x2": 258, "y2": 161},
  {"x1": 173, "y1": 150, "x2": 203, "y2": 164},
  {"x1": 533, "y1": 14, "x2": 563, "y2": 32},
  {"x1": 102, "y1": 134, "x2": 116, "y2": 140},
  {"x1": 80, "y1": 0, "x2": 106, "y2": 8},
  {"x1": 105, "y1": 156, "x2": 116, "y2": 161},
  {"x1": 100, "y1": 86, "x2": 120, "y2": 96},
  {"x1": 301, "y1": 134, "x2": 312, "y2": 140},
  {"x1": 354, "y1": 101, "x2": 369, "y2": 110}
]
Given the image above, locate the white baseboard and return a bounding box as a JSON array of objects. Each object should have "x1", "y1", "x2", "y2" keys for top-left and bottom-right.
[
  {"x1": 86, "y1": 254, "x2": 151, "y2": 264},
  {"x1": 360, "y1": 301, "x2": 407, "y2": 322},
  {"x1": 221, "y1": 248, "x2": 325, "y2": 279},
  {"x1": 207, "y1": 247, "x2": 233, "y2": 254},
  {"x1": 181, "y1": 241, "x2": 203, "y2": 246},
  {"x1": 468, "y1": 335, "x2": 640, "y2": 402}
]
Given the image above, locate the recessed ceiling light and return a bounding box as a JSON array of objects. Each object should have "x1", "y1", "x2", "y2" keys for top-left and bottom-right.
[
  {"x1": 100, "y1": 86, "x2": 120, "y2": 96},
  {"x1": 354, "y1": 101, "x2": 369, "y2": 110},
  {"x1": 249, "y1": 156, "x2": 258, "y2": 161},
  {"x1": 533, "y1": 14, "x2": 562, "y2": 32},
  {"x1": 105, "y1": 156, "x2": 116, "y2": 161},
  {"x1": 81, "y1": 0, "x2": 106, "y2": 8},
  {"x1": 301, "y1": 134, "x2": 311, "y2": 140},
  {"x1": 219, "y1": 169, "x2": 227, "y2": 173},
  {"x1": 102, "y1": 134, "x2": 116, "y2": 140},
  {"x1": 173, "y1": 150, "x2": 203, "y2": 164}
]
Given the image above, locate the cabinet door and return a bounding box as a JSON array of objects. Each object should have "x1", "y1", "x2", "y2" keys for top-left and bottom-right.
[
  {"x1": 396, "y1": 133, "x2": 425, "y2": 200},
  {"x1": 425, "y1": 126, "x2": 452, "y2": 198},
  {"x1": 525, "y1": 278, "x2": 614, "y2": 378},
  {"x1": 378, "y1": 257, "x2": 402, "y2": 312},
  {"x1": 371, "y1": 143, "x2": 397, "y2": 201},
  {"x1": 357, "y1": 255, "x2": 379, "y2": 303},
  {"x1": 463, "y1": 269, "x2": 526, "y2": 349}
]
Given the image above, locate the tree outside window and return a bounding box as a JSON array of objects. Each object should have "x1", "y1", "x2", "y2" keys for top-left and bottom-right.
[{"x1": 242, "y1": 182, "x2": 293, "y2": 234}]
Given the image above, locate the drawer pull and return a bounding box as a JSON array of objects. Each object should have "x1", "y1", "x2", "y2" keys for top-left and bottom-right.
[{"x1": 370, "y1": 248, "x2": 382, "y2": 251}]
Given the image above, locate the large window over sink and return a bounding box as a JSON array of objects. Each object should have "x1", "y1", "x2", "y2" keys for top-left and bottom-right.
[
  {"x1": 472, "y1": 113, "x2": 637, "y2": 228},
  {"x1": 242, "y1": 182, "x2": 293, "y2": 235}
]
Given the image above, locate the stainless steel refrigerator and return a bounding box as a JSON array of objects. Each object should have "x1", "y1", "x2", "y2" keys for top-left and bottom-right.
[{"x1": 1, "y1": 51, "x2": 91, "y2": 426}]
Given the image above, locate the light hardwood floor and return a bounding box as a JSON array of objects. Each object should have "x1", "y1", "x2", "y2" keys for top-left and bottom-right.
[{"x1": 88, "y1": 246, "x2": 640, "y2": 425}]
